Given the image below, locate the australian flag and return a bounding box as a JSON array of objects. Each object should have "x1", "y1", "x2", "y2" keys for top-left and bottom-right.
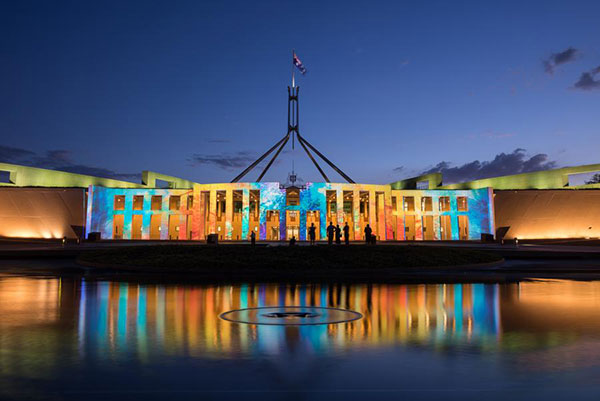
[{"x1": 293, "y1": 53, "x2": 307, "y2": 74}]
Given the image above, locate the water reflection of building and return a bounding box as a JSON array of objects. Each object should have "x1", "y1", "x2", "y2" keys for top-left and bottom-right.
[
  {"x1": 500, "y1": 280, "x2": 600, "y2": 346},
  {"x1": 76, "y1": 282, "x2": 501, "y2": 357},
  {"x1": 4, "y1": 277, "x2": 600, "y2": 371},
  {"x1": 0, "y1": 275, "x2": 80, "y2": 393}
]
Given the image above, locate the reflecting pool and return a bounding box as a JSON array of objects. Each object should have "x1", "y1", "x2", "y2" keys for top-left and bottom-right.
[{"x1": 2, "y1": 275, "x2": 600, "y2": 400}]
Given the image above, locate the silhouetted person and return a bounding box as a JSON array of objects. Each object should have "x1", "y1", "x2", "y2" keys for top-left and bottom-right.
[
  {"x1": 364, "y1": 224, "x2": 372, "y2": 244},
  {"x1": 327, "y1": 222, "x2": 335, "y2": 245},
  {"x1": 250, "y1": 231, "x2": 256, "y2": 247},
  {"x1": 335, "y1": 225, "x2": 341, "y2": 244},
  {"x1": 289, "y1": 235, "x2": 296, "y2": 246},
  {"x1": 343, "y1": 222, "x2": 350, "y2": 245},
  {"x1": 308, "y1": 223, "x2": 316, "y2": 245}
]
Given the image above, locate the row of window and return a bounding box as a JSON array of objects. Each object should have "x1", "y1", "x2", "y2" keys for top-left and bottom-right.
[
  {"x1": 396, "y1": 196, "x2": 468, "y2": 212},
  {"x1": 114, "y1": 194, "x2": 468, "y2": 213},
  {"x1": 114, "y1": 195, "x2": 193, "y2": 211}
]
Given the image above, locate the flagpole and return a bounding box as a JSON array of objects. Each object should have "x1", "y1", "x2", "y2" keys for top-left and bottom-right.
[
  {"x1": 291, "y1": 49, "x2": 295, "y2": 88},
  {"x1": 291, "y1": 49, "x2": 295, "y2": 149}
]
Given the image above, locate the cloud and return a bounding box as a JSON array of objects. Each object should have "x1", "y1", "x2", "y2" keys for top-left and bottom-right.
[
  {"x1": 543, "y1": 47, "x2": 579, "y2": 74},
  {"x1": 393, "y1": 166, "x2": 404, "y2": 172},
  {"x1": 0, "y1": 145, "x2": 36, "y2": 163},
  {"x1": 482, "y1": 131, "x2": 515, "y2": 139},
  {"x1": 467, "y1": 130, "x2": 516, "y2": 140},
  {"x1": 418, "y1": 148, "x2": 558, "y2": 184},
  {"x1": 0, "y1": 146, "x2": 140, "y2": 180},
  {"x1": 573, "y1": 66, "x2": 600, "y2": 90},
  {"x1": 188, "y1": 149, "x2": 288, "y2": 172},
  {"x1": 55, "y1": 165, "x2": 140, "y2": 180},
  {"x1": 188, "y1": 151, "x2": 257, "y2": 170}
]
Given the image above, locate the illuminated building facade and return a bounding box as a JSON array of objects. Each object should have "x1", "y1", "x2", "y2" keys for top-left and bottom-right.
[
  {"x1": 85, "y1": 182, "x2": 494, "y2": 241},
  {"x1": 2, "y1": 160, "x2": 600, "y2": 241}
]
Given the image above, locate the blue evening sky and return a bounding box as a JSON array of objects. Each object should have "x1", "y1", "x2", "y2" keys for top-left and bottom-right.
[{"x1": 1, "y1": 0, "x2": 599, "y2": 184}]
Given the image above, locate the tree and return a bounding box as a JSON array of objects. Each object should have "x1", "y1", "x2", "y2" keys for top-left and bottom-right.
[{"x1": 585, "y1": 173, "x2": 600, "y2": 184}]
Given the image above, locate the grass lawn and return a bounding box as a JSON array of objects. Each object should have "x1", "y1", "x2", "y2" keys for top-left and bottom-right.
[{"x1": 78, "y1": 244, "x2": 502, "y2": 273}]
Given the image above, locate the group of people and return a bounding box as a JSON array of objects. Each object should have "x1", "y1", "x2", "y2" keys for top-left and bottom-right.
[
  {"x1": 306, "y1": 222, "x2": 374, "y2": 245},
  {"x1": 251, "y1": 222, "x2": 375, "y2": 246}
]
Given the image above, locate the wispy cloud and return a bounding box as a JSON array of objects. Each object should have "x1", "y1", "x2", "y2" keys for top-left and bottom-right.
[
  {"x1": 417, "y1": 148, "x2": 558, "y2": 184},
  {"x1": 188, "y1": 151, "x2": 257, "y2": 170},
  {"x1": 467, "y1": 130, "x2": 516, "y2": 140},
  {"x1": 543, "y1": 47, "x2": 579, "y2": 75},
  {"x1": 573, "y1": 65, "x2": 600, "y2": 90},
  {"x1": 0, "y1": 145, "x2": 36, "y2": 161},
  {"x1": 0, "y1": 146, "x2": 140, "y2": 180}
]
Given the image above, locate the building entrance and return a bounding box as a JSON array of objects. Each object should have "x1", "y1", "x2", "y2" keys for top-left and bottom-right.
[
  {"x1": 440, "y1": 215, "x2": 452, "y2": 240},
  {"x1": 458, "y1": 215, "x2": 469, "y2": 240},
  {"x1": 306, "y1": 210, "x2": 320, "y2": 240},
  {"x1": 132, "y1": 215, "x2": 143, "y2": 239},
  {"x1": 113, "y1": 215, "x2": 124, "y2": 239},
  {"x1": 266, "y1": 210, "x2": 280, "y2": 240},
  {"x1": 405, "y1": 215, "x2": 416, "y2": 240},
  {"x1": 150, "y1": 215, "x2": 161, "y2": 239},
  {"x1": 168, "y1": 215, "x2": 179, "y2": 240},
  {"x1": 286, "y1": 210, "x2": 299, "y2": 240},
  {"x1": 422, "y1": 215, "x2": 434, "y2": 240}
]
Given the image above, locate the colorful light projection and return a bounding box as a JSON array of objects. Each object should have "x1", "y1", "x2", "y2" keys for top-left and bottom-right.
[
  {"x1": 86, "y1": 183, "x2": 494, "y2": 241},
  {"x1": 6, "y1": 278, "x2": 600, "y2": 379},
  {"x1": 86, "y1": 186, "x2": 194, "y2": 240},
  {"x1": 75, "y1": 282, "x2": 501, "y2": 359}
]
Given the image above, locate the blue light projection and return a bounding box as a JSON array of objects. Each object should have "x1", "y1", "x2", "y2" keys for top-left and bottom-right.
[{"x1": 87, "y1": 183, "x2": 494, "y2": 241}]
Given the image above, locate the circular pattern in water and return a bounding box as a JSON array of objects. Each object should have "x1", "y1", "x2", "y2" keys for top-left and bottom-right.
[{"x1": 219, "y1": 306, "x2": 363, "y2": 326}]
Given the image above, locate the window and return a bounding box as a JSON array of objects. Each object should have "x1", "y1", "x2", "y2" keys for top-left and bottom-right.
[
  {"x1": 169, "y1": 196, "x2": 181, "y2": 211},
  {"x1": 421, "y1": 197, "x2": 433, "y2": 212},
  {"x1": 286, "y1": 188, "x2": 300, "y2": 206},
  {"x1": 151, "y1": 195, "x2": 162, "y2": 210},
  {"x1": 0, "y1": 170, "x2": 10, "y2": 184},
  {"x1": 114, "y1": 195, "x2": 125, "y2": 210},
  {"x1": 403, "y1": 196, "x2": 415, "y2": 212},
  {"x1": 457, "y1": 197, "x2": 468, "y2": 211},
  {"x1": 133, "y1": 195, "x2": 144, "y2": 210},
  {"x1": 439, "y1": 196, "x2": 451, "y2": 212},
  {"x1": 416, "y1": 180, "x2": 429, "y2": 190}
]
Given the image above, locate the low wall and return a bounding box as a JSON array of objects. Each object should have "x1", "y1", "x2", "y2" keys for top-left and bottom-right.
[
  {"x1": 0, "y1": 188, "x2": 85, "y2": 239},
  {"x1": 494, "y1": 189, "x2": 600, "y2": 239}
]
